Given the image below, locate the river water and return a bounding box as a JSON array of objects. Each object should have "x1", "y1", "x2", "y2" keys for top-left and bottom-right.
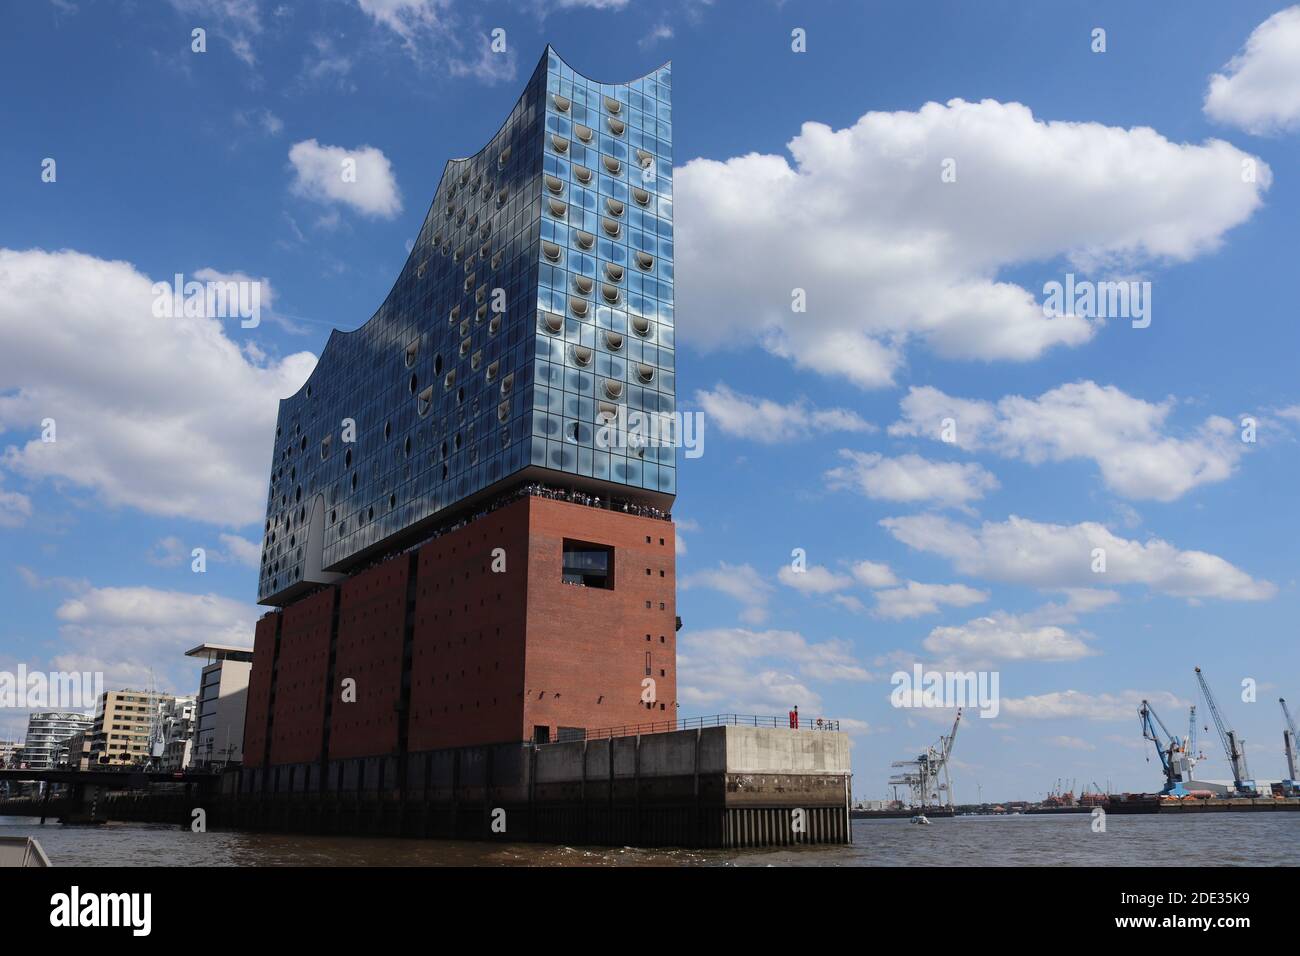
[{"x1": 4, "y1": 813, "x2": 1297, "y2": 866}]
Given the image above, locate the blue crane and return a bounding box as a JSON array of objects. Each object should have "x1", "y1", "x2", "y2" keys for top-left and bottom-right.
[
  {"x1": 1195, "y1": 667, "x2": 1257, "y2": 796},
  {"x1": 1139, "y1": 700, "x2": 1192, "y2": 796},
  {"x1": 1281, "y1": 698, "x2": 1298, "y2": 796}
]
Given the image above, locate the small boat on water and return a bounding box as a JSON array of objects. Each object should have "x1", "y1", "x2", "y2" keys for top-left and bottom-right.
[
  {"x1": 0, "y1": 837, "x2": 51, "y2": 867},
  {"x1": 910, "y1": 814, "x2": 931, "y2": 825}
]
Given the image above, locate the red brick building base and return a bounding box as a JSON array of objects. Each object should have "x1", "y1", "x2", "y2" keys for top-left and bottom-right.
[{"x1": 242, "y1": 494, "x2": 677, "y2": 789}]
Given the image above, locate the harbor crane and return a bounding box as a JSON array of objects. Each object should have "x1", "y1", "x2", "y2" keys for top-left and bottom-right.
[
  {"x1": 1195, "y1": 667, "x2": 1257, "y2": 796},
  {"x1": 889, "y1": 708, "x2": 963, "y2": 809},
  {"x1": 1281, "y1": 698, "x2": 1299, "y2": 796},
  {"x1": 1139, "y1": 700, "x2": 1192, "y2": 795}
]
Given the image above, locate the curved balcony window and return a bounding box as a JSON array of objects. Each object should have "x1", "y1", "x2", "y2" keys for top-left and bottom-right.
[
  {"x1": 545, "y1": 175, "x2": 565, "y2": 195},
  {"x1": 602, "y1": 283, "x2": 620, "y2": 304},
  {"x1": 575, "y1": 124, "x2": 593, "y2": 143},
  {"x1": 574, "y1": 230, "x2": 595, "y2": 250},
  {"x1": 553, "y1": 94, "x2": 571, "y2": 112},
  {"x1": 543, "y1": 312, "x2": 564, "y2": 333},
  {"x1": 574, "y1": 165, "x2": 592, "y2": 185},
  {"x1": 637, "y1": 364, "x2": 655, "y2": 384},
  {"x1": 604, "y1": 96, "x2": 622, "y2": 115},
  {"x1": 417, "y1": 386, "x2": 434, "y2": 417},
  {"x1": 603, "y1": 379, "x2": 624, "y2": 399},
  {"x1": 551, "y1": 134, "x2": 569, "y2": 154},
  {"x1": 608, "y1": 117, "x2": 625, "y2": 136},
  {"x1": 405, "y1": 339, "x2": 419, "y2": 368},
  {"x1": 500, "y1": 372, "x2": 515, "y2": 396},
  {"x1": 631, "y1": 315, "x2": 651, "y2": 337},
  {"x1": 486, "y1": 360, "x2": 500, "y2": 383},
  {"x1": 498, "y1": 401, "x2": 510, "y2": 423},
  {"x1": 632, "y1": 187, "x2": 651, "y2": 206},
  {"x1": 570, "y1": 297, "x2": 589, "y2": 318},
  {"x1": 606, "y1": 197, "x2": 625, "y2": 217},
  {"x1": 635, "y1": 251, "x2": 654, "y2": 271},
  {"x1": 605, "y1": 263, "x2": 624, "y2": 282},
  {"x1": 542, "y1": 240, "x2": 562, "y2": 263},
  {"x1": 572, "y1": 345, "x2": 593, "y2": 367},
  {"x1": 547, "y1": 198, "x2": 567, "y2": 218},
  {"x1": 602, "y1": 156, "x2": 622, "y2": 176},
  {"x1": 604, "y1": 330, "x2": 624, "y2": 351},
  {"x1": 602, "y1": 218, "x2": 621, "y2": 238},
  {"x1": 573, "y1": 275, "x2": 594, "y2": 295}
]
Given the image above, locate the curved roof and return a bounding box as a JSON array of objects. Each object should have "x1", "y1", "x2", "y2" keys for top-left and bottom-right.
[{"x1": 277, "y1": 46, "x2": 671, "y2": 408}]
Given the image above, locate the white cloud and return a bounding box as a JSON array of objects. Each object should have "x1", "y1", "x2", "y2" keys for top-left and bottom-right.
[
  {"x1": 1204, "y1": 6, "x2": 1300, "y2": 135},
  {"x1": 218, "y1": 533, "x2": 263, "y2": 568},
  {"x1": 0, "y1": 474, "x2": 32, "y2": 527},
  {"x1": 0, "y1": 248, "x2": 316, "y2": 527},
  {"x1": 675, "y1": 98, "x2": 1269, "y2": 387},
  {"x1": 167, "y1": 0, "x2": 262, "y2": 66},
  {"x1": 695, "y1": 383, "x2": 873, "y2": 443},
  {"x1": 873, "y1": 580, "x2": 988, "y2": 620},
  {"x1": 674, "y1": 517, "x2": 698, "y2": 557},
  {"x1": 678, "y1": 626, "x2": 872, "y2": 715},
  {"x1": 826, "y1": 451, "x2": 998, "y2": 507},
  {"x1": 288, "y1": 139, "x2": 403, "y2": 219},
  {"x1": 850, "y1": 560, "x2": 897, "y2": 589},
  {"x1": 355, "y1": 0, "x2": 445, "y2": 40},
  {"x1": 890, "y1": 381, "x2": 1245, "y2": 501},
  {"x1": 47, "y1": 584, "x2": 256, "y2": 695},
  {"x1": 680, "y1": 562, "x2": 773, "y2": 624},
  {"x1": 777, "y1": 563, "x2": 854, "y2": 594},
  {"x1": 881, "y1": 513, "x2": 1275, "y2": 601},
  {"x1": 1000, "y1": 689, "x2": 1185, "y2": 722},
  {"x1": 1048, "y1": 735, "x2": 1096, "y2": 751},
  {"x1": 448, "y1": 35, "x2": 517, "y2": 85},
  {"x1": 923, "y1": 611, "x2": 1093, "y2": 662}
]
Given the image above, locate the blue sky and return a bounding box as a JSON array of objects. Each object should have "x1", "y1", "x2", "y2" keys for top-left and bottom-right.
[{"x1": 2, "y1": 0, "x2": 1299, "y2": 801}]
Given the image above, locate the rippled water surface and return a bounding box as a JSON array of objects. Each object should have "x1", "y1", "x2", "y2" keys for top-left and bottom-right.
[{"x1": 3, "y1": 813, "x2": 1296, "y2": 866}]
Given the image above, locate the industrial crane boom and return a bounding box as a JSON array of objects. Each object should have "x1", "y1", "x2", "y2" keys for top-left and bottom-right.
[
  {"x1": 1195, "y1": 667, "x2": 1255, "y2": 795},
  {"x1": 1282, "y1": 698, "x2": 1298, "y2": 784}
]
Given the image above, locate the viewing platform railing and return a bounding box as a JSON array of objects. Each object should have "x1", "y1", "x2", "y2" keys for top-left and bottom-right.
[{"x1": 548, "y1": 713, "x2": 841, "y2": 744}]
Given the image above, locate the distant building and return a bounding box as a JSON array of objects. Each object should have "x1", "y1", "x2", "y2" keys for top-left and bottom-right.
[
  {"x1": 160, "y1": 696, "x2": 197, "y2": 771},
  {"x1": 88, "y1": 690, "x2": 169, "y2": 767},
  {"x1": 0, "y1": 740, "x2": 17, "y2": 769},
  {"x1": 21, "y1": 712, "x2": 93, "y2": 770},
  {"x1": 185, "y1": 644, "x2": 253, "y2": 768},
  {"x1": 60, "y1": 730, "x2": 91, "y2": 771}
]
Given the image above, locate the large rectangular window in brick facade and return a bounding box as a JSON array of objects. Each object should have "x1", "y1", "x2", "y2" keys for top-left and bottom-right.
[{"x1": 562, "y1": 539, "x2": 614, "y2": 588}]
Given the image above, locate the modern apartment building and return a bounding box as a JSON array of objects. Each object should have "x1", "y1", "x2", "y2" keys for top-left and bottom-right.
[
  {"x1": 243, "y1": 48, "x2": 677, "y2": 792},
  {"x1": 20, "y1": 711, "x2": 93, "y2": 771},
  {"x1": 186, "y1": 643, "x2": 253, "y2": 768},
  {"x1": 88, "y1": 690, "x2": 168, "y2": 767}
]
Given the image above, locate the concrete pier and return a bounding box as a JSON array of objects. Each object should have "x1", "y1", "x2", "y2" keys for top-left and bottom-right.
[{"x1": 226, "y1": 725, "x2": 851, "y2": 848}]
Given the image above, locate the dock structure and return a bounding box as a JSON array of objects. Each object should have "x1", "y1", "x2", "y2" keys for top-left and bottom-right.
[{"x1": 228, "y1": 724, "x2": 851, "y2": 848}]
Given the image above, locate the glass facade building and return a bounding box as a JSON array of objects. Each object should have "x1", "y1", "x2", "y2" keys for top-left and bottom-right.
[{"x1": 258, "y1": 48, "x2": 674, "y2": 606}]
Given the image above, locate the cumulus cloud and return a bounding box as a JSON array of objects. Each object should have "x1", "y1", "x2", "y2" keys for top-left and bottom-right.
[
  {"x1": 1000, "y1": 689, "x2": 1185, "y2": 722},
  {"x1": 881, "y1": 513, "x2": 1275, "y2": 601},
  {"x1": 851, "y1": 560, "x2": 898, "y2": 589},
  {"x1": 0, "y1": 248, "x2": 316, "y2": 527},
  {"x1": 923, "y1": 611, "x2": 1094, "y2": 662},
  {"x1": 826, "y1": 451, "x2": 998, "y2": 508},
  {"x1": 890, "y1": 381, "x2": 1245, "y2": 501},
  {"x1": 873, "y1": 581, "x2": 988, "y2": 620},
  {"x1": 680, "y1": 561, "x2": 773, "y2": 624},
  {"x1": 288, "y1": 139, "x2": 403, "y2": 219},
  {"x1": 1048, "y1": 735, "x2": 1096, "y2": 751},
  {"x1": 777, "y1": 563, "x2": 854, "y2": 594},
  {"x1": 48, "y1": 584, "x2": 256, "y2": 693},
  {"x1": 167, "y1": 0, "x2": 262, "y2": 66},
  {"x1": 678, "y1": 626, "x2": 871, "y2": 716},
  {"x1": 0, "y1": 474, "x2": 32, "y2": 527},
  {"x1": 1204, "y1": 6, "x2": 1300, "y2": 135},
  {"x1": 675, "y1": 98, "x2": 1269, "y2": 387},
  {"x1": 695, "y1": 383, "x2": 873, "y2": 443}
]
